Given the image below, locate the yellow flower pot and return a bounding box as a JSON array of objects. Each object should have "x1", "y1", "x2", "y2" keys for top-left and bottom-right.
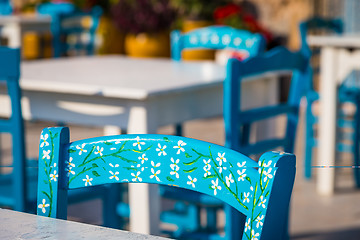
[
  {"x1": 23, "y1": 32, "x2": 40, "y2": 60},
  {"x1": 182, "y1": 20, "x2": 215, "y2": 61},
  {"x1": 125, "y1": 32, "x2": 170, "y2": 58},
  {"x1": 97, "y1": 16, "x2": 125, "y2": 55}
]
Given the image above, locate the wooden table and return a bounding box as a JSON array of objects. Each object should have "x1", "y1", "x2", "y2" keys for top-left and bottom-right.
[
  {"x1": 0, "y1": 15, "x2": 51, "y2": 48},
  {"x1": 0, "y1": 208, "x2": 169, "y2": 240},
  {"x1": 0, "y1": 56, "x2": 278, "y2": 235},
  {"x1": 307, "y1": 34, "x2": 360, "y2": 196}
]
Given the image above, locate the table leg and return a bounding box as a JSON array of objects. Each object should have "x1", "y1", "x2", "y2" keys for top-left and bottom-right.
[
  {"x1": 3, "y1": 23, "x2": 22, "y2": 48},
  {"x1": 127, "y1": 106, "x2": 160, "y2": 235},
  {"x1": 317, "y1": 47, "x2": 338, "y2": 196},
  {"x1": 104, "y1": 125, "x2": 121, "y2": 136}
]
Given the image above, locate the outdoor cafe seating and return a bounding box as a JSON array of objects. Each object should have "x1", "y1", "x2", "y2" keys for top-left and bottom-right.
[{"x1": 2, "y1": 0, "x2": 360, "y2": 239}]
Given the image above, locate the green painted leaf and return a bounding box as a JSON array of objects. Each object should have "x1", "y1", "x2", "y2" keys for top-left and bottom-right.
[
  {"x1": 92, "y1": 171, "x2": 100, "y2": 177},
  {"x1": 166, "y1": 176, "x2": 175, "y2": 182},
  {"x1": 43, "y1": 180, "x2": 49, "y2": 185},
  {"x1": 42, "y1": 191, "x2": 51, "y2": 201},
  {"x1": 209, "y1": 185, "x2": 214, "y2": 190},
  {"x1": 113, "y1": 155, "x2": 137, "y2": 164},
  {"x1": 183, "y1": 155, "x2": 201, "y2": 165},
  {"x1": 68, "y1": 149, "x2": 76, "y2": 153},
  {"x1": 124, "y1": 167, "x2": 137, "y2": 171},
  {"x1": 104, "y1": 141, "x2": 112, "y2": 145},
  {"x1": 163, "y1": 137, "x2": 171, "y2": 143},
  {"x1": 92, "y1": 163, "x2": 99, "y2": 168},
  {"x1": 265, "y1": 191, "x2": 270, "y2": 197},
  {"x1": 245, "y1": 176, "x2": 252, "y2": 184},
  {"x1": 203, "y1": 174, "x2": 216, "y2": 179},
  {"x1": 185, "y1": 152, "x2": 192, "y2": 158},
  {"x1": 53, "y1": 133, "x2": 58, "y2": 138},
  {"x1": 183, "y1": 167, "x2": 197, "y2": 173}
]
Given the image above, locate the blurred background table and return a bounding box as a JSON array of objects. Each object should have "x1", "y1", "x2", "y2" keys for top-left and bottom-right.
[
  {"x1": 307, "y1": 34, "x2": 360, "y2": 196},
  {"x1": 0, "y1": 55, "x2": 278, "y2": 235},
  {"x1": 0, "y1": 208, "x2": 169, "y2": 240}
]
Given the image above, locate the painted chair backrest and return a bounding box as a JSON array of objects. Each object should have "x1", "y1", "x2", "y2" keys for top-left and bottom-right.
[
  {"x1": 0, "y1": 0, "x2": 12, "y2": 15},
  {"x1": 171, "y1": 25, "x2": 266, "y2": 61},
  {"x1": 37, "y1": 127, "x2": 296, "y2": 240},
  {"x1": 37, "y1": 3, "x2": 102, "y2": 57},
  {"x1": 0, "y1": 47, "x2": 26, "y2": 211},
  {"x1": 299, "y1": 17, "x2": 343, "y2": 57},
  {"x1": 224, "y1": 46, "x2": 310, "y2": 154}
]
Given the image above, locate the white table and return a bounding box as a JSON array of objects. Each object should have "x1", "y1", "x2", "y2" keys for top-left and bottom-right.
[
  {"x1": 0, "y1": 208, "x2": 169, "y2": 240},
  {"x1": 307, "y1": 35, "x2": 360, "y2": 196},
  {"x1": 0, "y1": 56, "x2": 277, "y2": 234},
  {"x1": 0, "y1": 15, "x2": 51, "y2": 48}
]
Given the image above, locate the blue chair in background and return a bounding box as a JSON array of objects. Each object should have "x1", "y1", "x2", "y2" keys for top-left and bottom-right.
[
  {"x1": 158, "y1": 26, "x2": 267, "y2": 238},
  {"x1": 171, "y1": 25, "x2": 266, "y2": 136},
  {"x1": 37, "y1": 127, "x2": 296, "y2": 240},
  {"x1": 0, "y1": 47, "x2": 119, "y2": 228},
  {"x1": 300, "y1": 17, "x2": 360, "y2": 186},
  {"x1": 223, "y1": 46, "x2": 310, "y2": 239},
  {"x1": 0, "y1": 0, "x2": 12, "y2": 15},
  {"x1": 0, "y1": 47, "x2": 27, "y2": 211},
  {"x1": 37, "y1": 2, "x2": 102, "y2": 57}
]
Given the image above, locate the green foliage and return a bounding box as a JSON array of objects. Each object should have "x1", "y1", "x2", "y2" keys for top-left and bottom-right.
[{"x1": 170, "y1": 0, "x2": 230, "y2": 21}]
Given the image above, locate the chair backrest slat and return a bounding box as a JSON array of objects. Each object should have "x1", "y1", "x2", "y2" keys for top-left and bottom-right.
[
  {"x1": 171, "y1": 26, "x2": 266, "y2": 61},
  {"x1": 37, "y1": 127, "x2": 296, "y2": 240}
]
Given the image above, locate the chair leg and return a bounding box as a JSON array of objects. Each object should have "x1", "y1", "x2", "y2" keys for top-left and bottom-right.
[
  {"x1": 205, "y1": 206, "x2": 217, "y2": 232},
  {"x1": 103, "y1": 184, "x2": 122, "y2": 228},
  {"x1": 12, "y1": 128, "x2": 27, "y2": 211},
  {"x1": 304, "y1": 100, "x2": 314, "y2": 179},
  {"x1": 353, "y1": 101, "x2": 360, "y2": 188},
  {"x1": 175, "y1": 124, "x2": 183, "y2": 136},
  {"x1": 240, "y1": 124, "x2": 250, "y2": 146},
  {"x1": 224, "y1": 204, "x2": 245, "y2": 240}
]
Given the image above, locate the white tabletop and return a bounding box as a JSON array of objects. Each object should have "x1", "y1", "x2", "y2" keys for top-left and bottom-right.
[
  {"x1": 9, "y1": 56, "x2": 278, "y2": 234},
  {"x1": 21, "y1": 56, "x2": 225, "y2": 100},
  {"x1": 0, "y1": 15, "x2": 51, "y2": 25},
  {"x1": 0, "y1": 208, "x2": 170, "y2": 240},
  {"x1": 307, "y1": 34, "x2": 360, "y2": 48}
]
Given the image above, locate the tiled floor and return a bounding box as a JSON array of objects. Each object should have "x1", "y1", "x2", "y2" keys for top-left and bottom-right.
[{"x1": 3, "y1": 107, "x2": 360, "y2": 239}]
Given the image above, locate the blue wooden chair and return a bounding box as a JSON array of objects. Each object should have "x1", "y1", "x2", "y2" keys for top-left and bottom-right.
[
  {"x1": 160, "y1": 26, "x2": 267, "y2": 237},
  {"x1": 37, "y1": 2, "x2": 102, "y2": 57},
  {"x1": 0, "y1": 47, "x2": 119, "y2": 228},
  {"x1": 223, "y1": 46, "x2": 310, "y2": 239},
  {"x1": 0, "y1": 0, "x2": 12, "y2": 15},
  {"x1": 0, "y1": 47, "x2": 27, "y2": 211},
  {"x1": 171, "y1": 26, "x2": 266, "y2": 136},
  {"x1": 37, "y1": 126, "x2": 296, "y2": 240},
  {"x1": 300, "y1": 17, "x2": 360, "y2": 186}
]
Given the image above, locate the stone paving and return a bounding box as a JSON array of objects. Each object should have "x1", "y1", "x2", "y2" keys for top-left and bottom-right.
[{"x1": 3, "y1": 107, "x2": 360, "y2": 239}]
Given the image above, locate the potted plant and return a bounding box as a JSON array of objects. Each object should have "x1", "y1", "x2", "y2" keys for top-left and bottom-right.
[
  {"x1": 169, "y1": 0, "x2": 230, "y2": 60},
  {"x1": 213, "y1": 3, "x2": 273, "y2": 43},
  {"x1": 112, "y1": 0, "x2": 177, "y2": 58},
  {"x1": 213, "y1": 3, "x2": 273, "y2": 64}
]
